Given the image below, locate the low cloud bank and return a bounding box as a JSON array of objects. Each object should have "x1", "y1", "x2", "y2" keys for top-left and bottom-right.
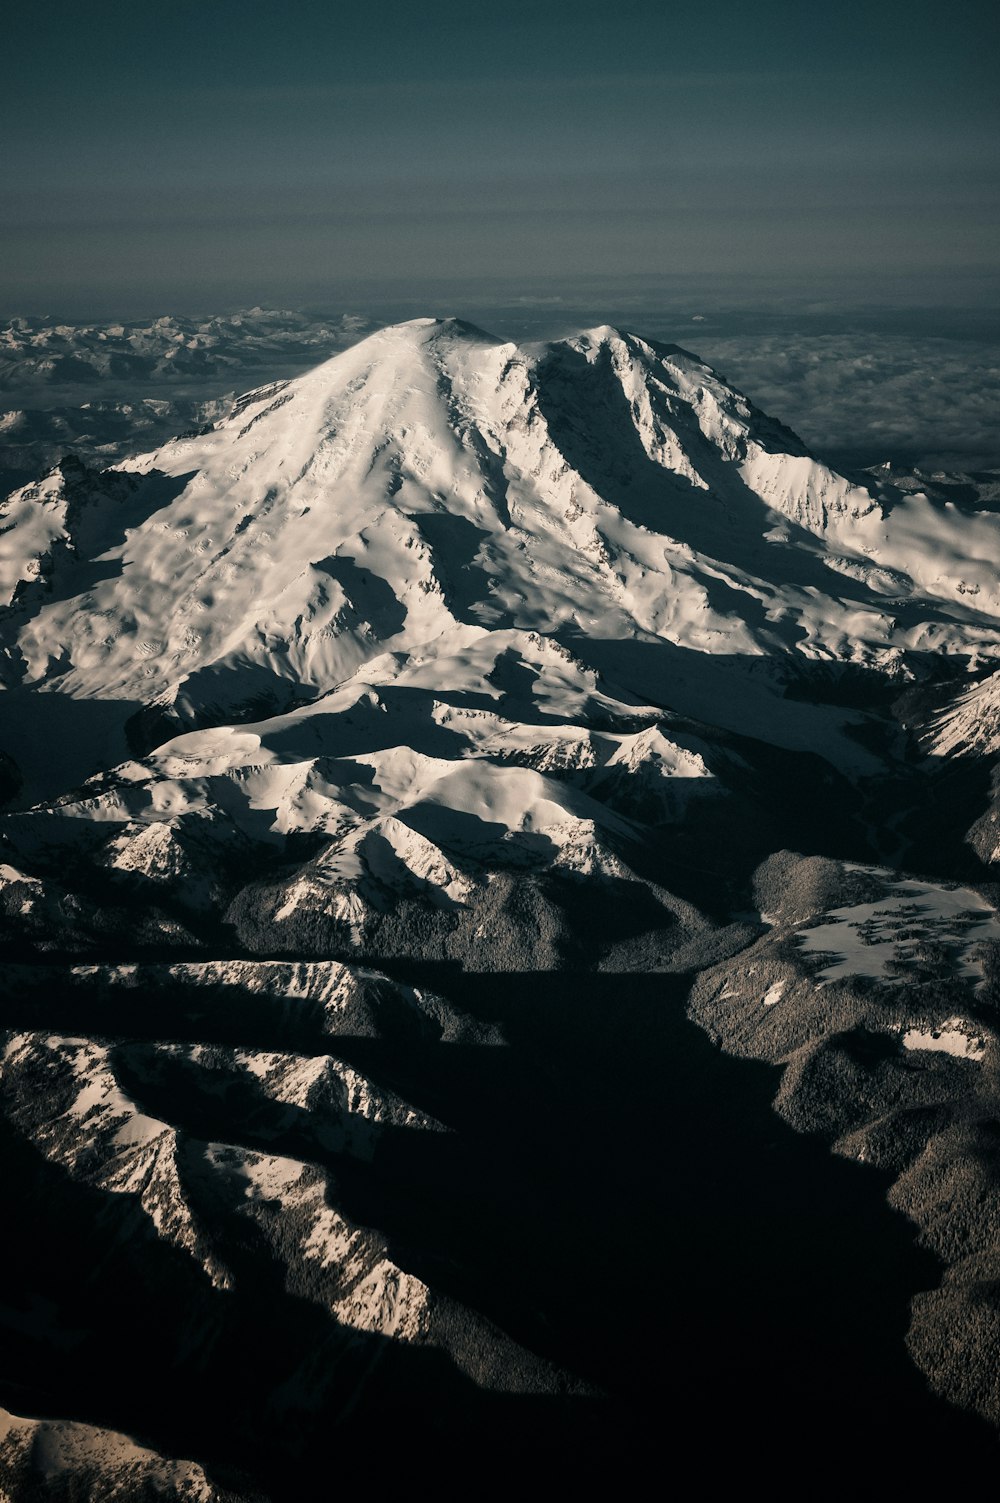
[{"x1": 691, "y1": 332, "x2": 1000, "y2": 473}]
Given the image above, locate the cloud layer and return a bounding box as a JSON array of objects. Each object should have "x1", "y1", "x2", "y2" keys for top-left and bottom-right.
[{"x1": 692, "y1": 331, "x2": 1000, "y2": 471}]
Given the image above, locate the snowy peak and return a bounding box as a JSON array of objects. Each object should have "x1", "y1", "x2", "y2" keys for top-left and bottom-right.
[{"x1": 2, "y1": 315, "x2": 1000, "y2": 814}]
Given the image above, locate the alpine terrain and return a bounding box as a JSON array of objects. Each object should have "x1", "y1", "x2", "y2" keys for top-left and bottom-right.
[{"x1": 3, "y1": 317, "x2": 1000, "y2": 1493}]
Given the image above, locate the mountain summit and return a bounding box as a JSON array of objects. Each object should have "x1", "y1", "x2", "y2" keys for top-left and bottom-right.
[
  {"x1": 3, "y1": 316, "x2": 998, "y2": 798},
  {"x1": 3, "y1": 318, "x2": 1000, "y2": 1492}
]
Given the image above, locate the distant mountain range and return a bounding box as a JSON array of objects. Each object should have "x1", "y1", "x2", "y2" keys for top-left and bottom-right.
[
  {"x1": 3, "y1": 317, "x2": 1000, "y2": 1497},
  {"x1": 0, "y1": 308, "x2": 374, "y2": 393},
  {"x1": 0, "y1": 309, "x2": 374, "y2": 501}
]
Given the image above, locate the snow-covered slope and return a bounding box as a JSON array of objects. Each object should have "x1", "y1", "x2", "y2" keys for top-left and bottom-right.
[{"x1": 924, "y1": 667, "x2": 1000, "y2": 760}]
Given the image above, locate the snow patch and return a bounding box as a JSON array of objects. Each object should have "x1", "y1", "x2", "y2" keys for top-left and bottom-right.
[
  {"x1": 796, "y1": 871, "x2": 1000, "y2": 987},
  {"x1": 901, "y1": 1018, "x2": 986, "y2": 1060}
]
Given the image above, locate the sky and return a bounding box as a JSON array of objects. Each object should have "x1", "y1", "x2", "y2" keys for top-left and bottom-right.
[{"x1": 2, "y1": 0, "x2": 998, "y2": 318}]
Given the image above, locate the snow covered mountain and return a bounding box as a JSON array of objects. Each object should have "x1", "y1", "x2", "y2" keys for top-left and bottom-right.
[
  {"x1": 4, "y1": 316, "x2": 1000, "y2": 1495},
  {"x1": 5, "y1": 317, "x2": 1000, "y2": 788}
]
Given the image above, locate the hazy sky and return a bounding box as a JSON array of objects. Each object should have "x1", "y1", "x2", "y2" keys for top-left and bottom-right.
[{"x1": 2, "y1": 0, "x2": 998, "y2": 316}]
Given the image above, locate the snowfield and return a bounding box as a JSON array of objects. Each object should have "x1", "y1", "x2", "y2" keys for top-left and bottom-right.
[{"x1": 796, "y1": 868, "x2": 1000, "y2": 988}]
